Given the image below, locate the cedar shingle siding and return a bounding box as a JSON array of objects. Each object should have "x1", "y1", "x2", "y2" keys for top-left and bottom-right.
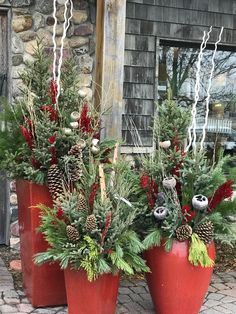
[{"x1": 123, "y1": 0, "x2": 236, "y2": 146}]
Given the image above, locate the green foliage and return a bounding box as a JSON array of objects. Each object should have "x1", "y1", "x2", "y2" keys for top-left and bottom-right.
[
  {"x1": 19, "y1": 41, "x2": 51, "y2": 103},
  {"x1": 180, "y1": 150, "x2": 228, "y2": 204},
  {"x1": 189, "y1": 234, "x2": 214, "y2": 267},
  {"x1": 0, "y1": 100, "x2": 24, "y2": 169},
  {"x1": 136, "y1": 96, "x2": 236, "y2": 268},
  {"x1": 35, "y1": 159, "x2": 149, "y2": 281},
  {"x1": 143, "y1": 229, "x2": 161, "y2": 249},
  {"x1": 0, "y1": 41, "x2": 98, "y2": 184},
  {"x1": 154, "y1": 95, "x2": 191, "y2": 143},
  {"x1": 208, "y1": 212, "x2": 236, "y2": 247}
]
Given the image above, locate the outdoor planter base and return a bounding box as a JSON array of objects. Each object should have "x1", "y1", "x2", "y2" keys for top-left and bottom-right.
[
  {"x1": 16, "y1": 180, "x2": 67, "y2": 307},
  {"x1": 144, "y1": 241, "x2": 215, "y2": 314},
  {"x1": 64, "y1": 269, "x2": 120, "y2": 314}
]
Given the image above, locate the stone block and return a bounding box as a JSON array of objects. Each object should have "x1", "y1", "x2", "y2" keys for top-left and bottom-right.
[
  {"x1": 119, "y1": 287, "x2": 132, "y2": 295},
  {"x1": 9, "y1": 260, "x2": 22, "y2": 272},
  {"x1": 24, "y1": 40, "x2": 38, "y2": 55},
  {"x1": 12, "y1": 8, "x2": 30, "y2": 15},
  {"x1": 19, "y1": 30, "x2": 37, "y2": 42},
  {"x1": 10, "y1": 193, "x2": 18, "y2": 205},
  {"x1": 56, "y1": 5, "x2": 67, "y2": 23},
  {"x1": 78, "y1": 87, "x2": 92, "y2": 101},
  {"x1": 12, "y1": 79, "x2": 24, "y2": 97},
  {"x1": 10, "y1": 220, "x2": 19, "y2": 237},
  {"x1": 89, "y1": 38, "x2": 96, "y2": 55},
  {"x1": 17, "y1": 303, "x2": 34, "y2": 312},
  {"x1": 55, "y1": 37, "x2": 69, "y2": 48},
  {"x1": 219, "y1": 289, "x2": 236, "y2": 297},
  {"x1": 72, "y1": 10, "x2": 88, "y2": 24},
  {"x1": 33, "y1": 12, "x2": 45, "y2": 31},
  {"x1": 35, "y1": 0, "x2": 53, "y2": 15},
  {"x1": 0, "y1": 305, "x2": 17, "y2": 313},
  {"x1": 23, "y1": 52, "x2": 35, "y2": 64},
  {"x1": 73, "y1": 45, "x2": 89, "y2": 55},
  {"x1": 75, "y1": 53, "x2": 93, "y2": 73},
  {"x1": 12, "y1": 15, "x2": 33, "y2": 33},
  {"x1": 222, "y1": 303, "x2": 236, "y2": 312},
  {"x1": 78, "y1": 73, "x2": 92, "y2": 87},
  {"x1": 69, "y1": 36, "x2": 89, "y2": 48},
  {"x1": 12, "y1": 54, "x2": 23, "y2": 66},
  {"x1": 3, "y1": 297, "x2": 20, "y2": 305},
  {"x1": 46, "y1": 16, "x2": 55, "y2": 26},
  {"x1": 12, "y1": 65, "x2": 25, "y2": 79},
  {"x1": 74, "y1": 23, "x2": 93, "y2": 36},
  {"x1": 73, "y1": 0, "x2": 89, "y2": 10},
  {"x1": 57, "y1": 0, "x2": 67, "y2": 4},
  {"x1": 11, "y1": 0, "x2": 33, "y2": 7},
  {"x1": 207, "y1": 293, "x2": 225, "y2": 301},
  {"x1": 12, "y1": 35, "x2": 24, "y2": 54},
  {"x1": 204, "y1": 299, "x2": 221, "y2": 308}
]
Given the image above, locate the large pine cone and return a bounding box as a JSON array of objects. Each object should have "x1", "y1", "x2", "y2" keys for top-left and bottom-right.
[
  {"x1": 68, "y1": 161, "x2": 83, "y2": 182},
  {"x1": 68, "y1": 144, "x2": 83, "y2": 159},
  {"x1": 175, "y1": 224, "x2": 192, "y2": 242},
  {"x1": 195, "y1": 221, "x2": 214, "y2": 245},
  {"x1": 78, "y1": 194, "x2": 89, "y2": 211},
  {"x1": 66, "y1": 225, "x2": 80, "y2": 242},
  {"x1": 47, "y1": 164, "x2": 64, "y2": 200},
  {"x1": 68, "y1": 145, "x2": 83, "y2": 182},
  {"x1": 85, "y1": 214, "x2": 97, "y2": 231}
]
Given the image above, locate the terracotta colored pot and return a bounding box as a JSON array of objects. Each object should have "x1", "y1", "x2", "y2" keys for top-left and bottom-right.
[
  {"x1": 16, "y1": 180, "x2": 67, "y2": 307},
  {"x1": 64, "y1": 269, "x2": 120, "y2": 314},
  {"x1": 144, "y1": 240, "x2": 215, "y2": 314}
]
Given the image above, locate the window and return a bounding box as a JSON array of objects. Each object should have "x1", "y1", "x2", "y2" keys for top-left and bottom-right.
[{"x1": 158, "y1": 42, "x2": 236, "y2": 159}]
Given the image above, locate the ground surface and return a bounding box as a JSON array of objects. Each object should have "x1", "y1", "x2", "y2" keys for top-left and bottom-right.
[{"x1": 0, "y1": 243, "x2": 236, "y2": 313}]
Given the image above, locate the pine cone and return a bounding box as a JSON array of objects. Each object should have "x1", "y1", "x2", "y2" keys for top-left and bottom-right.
[
  {"x1": 66, "y1": 225, "x2": 80, "y2": 242},
  {"x1": 68, "y1": 161, "x2": 83, "y2": 182},
  {"x1": 175, "y1": 224, "x2": 192, "y2": 241},
  {"x1": 78, "y1": 194, "x2": 89, "y2": 211},
  {"x1": 68, "y1": 145, "x2": 83, "y2": 182},
  {"x1": 85, "y1": 214, "x2": 97, "y2": 231},
  {"x1": 47, "y1": 164, "x2": 64, "y2": 200},
  {"x1": 195, "y1": 221, "x2": 214, "y2": 245},
  {"x1": 68, "y1": 144, "x2": 83, "y2": 159}
]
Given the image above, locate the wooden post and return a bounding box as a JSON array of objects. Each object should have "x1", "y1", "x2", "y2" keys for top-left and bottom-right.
[
  {"x1": 0, "y1": 5, "x2": 11, "y2": 245},
  {"x1": 95, "y1": 0, "x2": 126, "y2": 140}
]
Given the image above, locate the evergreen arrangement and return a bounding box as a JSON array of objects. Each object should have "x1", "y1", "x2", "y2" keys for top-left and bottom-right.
[
  {"x1": 0, "y1": 42, "x2": 149, "y2": 281},
  {"x1": 34, "y1": 147, "x2": 149, "y2": 281},
  {"x1": 0, "y1": 42, "x2": 99, "y2": 184},
  {"x1": 136, "y1": 95, "x2": 236, "y2": 267}
]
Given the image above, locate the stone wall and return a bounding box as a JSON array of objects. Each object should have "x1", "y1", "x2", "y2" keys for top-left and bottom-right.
[{"x1": 10, "y1": 0, "x2": 95, "y2": 100}]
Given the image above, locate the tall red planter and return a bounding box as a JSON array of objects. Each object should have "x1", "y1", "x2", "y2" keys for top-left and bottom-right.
[
  {"x1": 144, "y1": 241, "x2": 215, "y2": 314},
  {"x1": 64, "y1": 269, "x2": 120, "y2": 314},
  {"x1": 16, "y1": 180, "x2": 67, "y2": 307}
]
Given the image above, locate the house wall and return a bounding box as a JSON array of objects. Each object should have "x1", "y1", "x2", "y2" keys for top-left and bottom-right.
[
  {"x1": 123, "y1": 0, "x2": 236, "y2": 148},
  {"x1": 6, "y1": 0, "x2": 95, "y2": 100}
]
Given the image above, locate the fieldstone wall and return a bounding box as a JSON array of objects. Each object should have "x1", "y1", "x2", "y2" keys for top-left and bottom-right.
[{"x1": 10, "y1": 0, "x2": 95, "y2": 101}]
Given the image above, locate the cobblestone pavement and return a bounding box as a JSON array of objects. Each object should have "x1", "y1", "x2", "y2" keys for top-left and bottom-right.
[{"x1": 1, "y1": 256, "x2": 236, "y2": 314}]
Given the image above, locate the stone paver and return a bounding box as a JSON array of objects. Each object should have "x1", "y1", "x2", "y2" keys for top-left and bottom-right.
[{"x1": 1, "y1": 256, "x2": 236, "y2": 313}]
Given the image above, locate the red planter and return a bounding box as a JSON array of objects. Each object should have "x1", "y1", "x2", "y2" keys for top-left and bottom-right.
[
  {"x1": 64, "y1": 269, "x2": 120, "y2": 314},
  {"x1": 144, "y1": 241, "x2": 215, "y2": 314},
  {"x1": 16, "y1": 180, "x2": 67, "y2": 307}
]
